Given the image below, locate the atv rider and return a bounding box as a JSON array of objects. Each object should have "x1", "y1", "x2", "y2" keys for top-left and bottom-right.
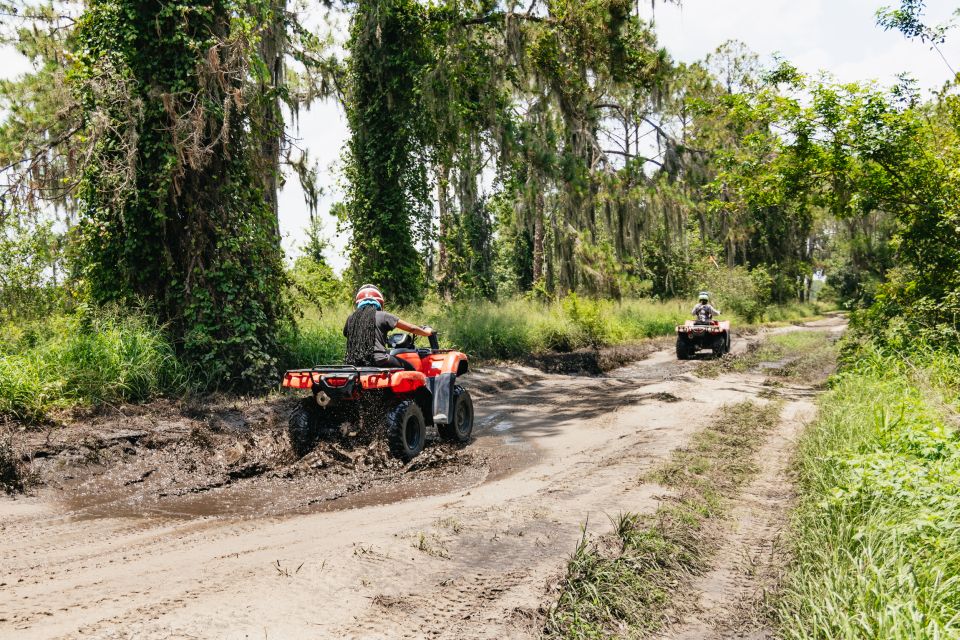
[
  {"x1": 692, "y1": 292, "x2": 721, "y2": 324},
  {"x1": 343, "y1": 284, "x2": 453, "y2": 423},
  {"x1": 343, "y1": 284, "x2": 435, "y2": 370}
]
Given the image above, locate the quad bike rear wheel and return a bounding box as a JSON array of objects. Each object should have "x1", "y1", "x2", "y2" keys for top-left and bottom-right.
[
  {"x1": 289, "y1": 398, "x2": 321, "y2": 457},
  {"x1": 289, "y1": 398, "x2": 352, "y2": 457},
  {"x1": 712, "y1": 336, "x2": 726, "y2": 358},
  {"x1": 438, "y1": 385, "x2": 474, "y2": 444},
  {"x1": 676, "y1": 335, "x2": 693, "y2": 360},
  {"x1": 386, "y1": 399, "x2": 427, "y2": 461}
]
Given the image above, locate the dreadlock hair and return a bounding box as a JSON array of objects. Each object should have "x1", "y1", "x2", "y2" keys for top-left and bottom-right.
[{"x1": 344, "y1": 304, "x2": 379, "y2": 366}]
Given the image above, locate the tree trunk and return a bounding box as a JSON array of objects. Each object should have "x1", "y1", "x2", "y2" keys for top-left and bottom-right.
[
  {"x1": 533, "y1": 188, "x2": 544, "y2": 283},
  {"x1": 258, "y1": 0, "x2": 286, "y2": 239},
  {"x1": 436, "y1": 162, "x2": 450, "y2": 298}
]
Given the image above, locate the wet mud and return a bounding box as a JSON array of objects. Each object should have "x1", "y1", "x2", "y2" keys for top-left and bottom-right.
[{"x1": 14, "y1": 394, "x2": 487, "y2": 520}]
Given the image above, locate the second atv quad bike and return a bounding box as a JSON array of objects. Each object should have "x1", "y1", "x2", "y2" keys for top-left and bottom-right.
[
  {"x1": 676, "y1": 320, "x2": 731, "y2": 359},
  {"x1": 281, "y1": 332, "x2": 473, "y2": 461}
]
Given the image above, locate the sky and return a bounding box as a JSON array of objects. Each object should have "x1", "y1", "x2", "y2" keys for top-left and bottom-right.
[{"x1": 4, "y1": 1, "x2": 959, "y2": 271}]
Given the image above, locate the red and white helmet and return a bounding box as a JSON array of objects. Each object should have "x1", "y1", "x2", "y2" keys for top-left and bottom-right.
[{"x1": 354, "y1": 284, "x2": 385, "y2": 307}]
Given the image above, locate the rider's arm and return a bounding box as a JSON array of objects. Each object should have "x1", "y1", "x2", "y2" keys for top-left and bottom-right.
[{"x1": 396, "y1": 319, "x2": 434, "y2": 337}]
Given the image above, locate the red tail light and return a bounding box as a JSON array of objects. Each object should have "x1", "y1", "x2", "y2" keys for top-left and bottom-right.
[{"x1": 323, "y1": 376, "x2": 350, "y2": 388}]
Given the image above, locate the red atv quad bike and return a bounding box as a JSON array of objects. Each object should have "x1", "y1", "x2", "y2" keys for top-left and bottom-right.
[
  {"x1": 676, "y1": 320, "x2": 731, "y2": 360},
  {"x1": 281, "y1": 332, "x2": 473, "y2": 461}
]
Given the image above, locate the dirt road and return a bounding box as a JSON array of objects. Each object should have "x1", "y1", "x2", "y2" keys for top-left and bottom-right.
[{"x1": 0, "y1": 317, "x2": 845, "y2": 639}]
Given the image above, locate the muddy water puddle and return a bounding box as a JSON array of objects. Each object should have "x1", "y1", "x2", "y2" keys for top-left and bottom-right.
[
  {"x1": 55, "y1": 459, "x2": 487, "y2": 522},
  {"x1": 53, "y1": 421, "x2": 540, "y2": 523}
]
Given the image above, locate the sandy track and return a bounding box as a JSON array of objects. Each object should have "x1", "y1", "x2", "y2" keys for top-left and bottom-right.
[
  {"x1": 0, "y1": 318, "x2": 844, "y2": 639},
  {"x1": 655, "y1": 398, "x2": 816, "y2": 640}
]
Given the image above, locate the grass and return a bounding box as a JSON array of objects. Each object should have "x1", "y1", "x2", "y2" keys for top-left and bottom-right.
[
  {"x1": 544, "y1": 401, "x2": 783, "y2": 638},
  {"x1": 776, "y1": 346, "x2": 960, "y2": 639},
  {"x1": 283, "y1": 297, "x2": 829, "y2": 369},
  {"x1": 0, "y1": 309, "x2": 187, "y2": 421},
  {"x1": 0, "y1": 296, "x2": 827, "y2": 422}
]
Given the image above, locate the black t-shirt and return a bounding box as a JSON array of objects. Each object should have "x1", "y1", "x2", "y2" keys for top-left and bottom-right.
[
  {"x1": 372, "y1": 311, "x2": 399, "y2": 358},
  {"x1": 343, "y1": 310, "x2": 399, "y2": 360}
]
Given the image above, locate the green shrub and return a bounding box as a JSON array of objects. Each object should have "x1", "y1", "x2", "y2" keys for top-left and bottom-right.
[{"x1": 562, "y1": 293, "x2": 609, "y2": 348}]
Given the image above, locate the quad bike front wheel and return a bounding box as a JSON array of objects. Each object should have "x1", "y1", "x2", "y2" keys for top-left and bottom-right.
[
  {"x1": 386, "y1": 399, "x2": 427, "y2": 461},
  {"x1": 438, "y1": 385, "x2": 474, "y2": 444}
]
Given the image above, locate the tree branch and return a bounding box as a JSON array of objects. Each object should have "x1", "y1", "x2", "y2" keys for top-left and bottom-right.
[{"x1": 462, "y1": 12, "x2": 555, "y2": 27}]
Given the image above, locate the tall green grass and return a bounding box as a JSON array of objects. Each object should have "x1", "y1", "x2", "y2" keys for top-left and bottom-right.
[
  {"x1": 280, "y1": 297, "x2": 690, "y2": 366},
  {"x1": 778, "y1": 347, "x2": 960, "y2": 638},
  {"x1": 0, "y1": 296, "x2": 827, "y2": 420},
  {"x1": 0, "y1": 310, "x2": 186, "y2": 420},
  {"x1": 280, "y1": 296, "x2": 827, "y2": 368}
]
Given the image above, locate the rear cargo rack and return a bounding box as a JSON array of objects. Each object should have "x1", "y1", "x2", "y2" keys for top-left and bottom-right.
[{"x1": 284, "y1": 365, "x2": 404, "y2": 375}]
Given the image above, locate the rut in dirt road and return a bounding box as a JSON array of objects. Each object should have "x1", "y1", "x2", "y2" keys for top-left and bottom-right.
[
  {"x1": 0, "y1": 318, "x2": 844, "y2": 639},
  {"x1": 654, "y1": 398, "x2": 816, "y2": 640}
]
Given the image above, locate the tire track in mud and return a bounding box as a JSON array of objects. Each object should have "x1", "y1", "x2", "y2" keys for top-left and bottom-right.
[{"x1": 0, "y1": 317, "x2": 845, "y2": 639}]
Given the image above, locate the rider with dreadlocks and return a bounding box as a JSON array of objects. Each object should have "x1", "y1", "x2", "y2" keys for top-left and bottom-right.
[{"x1": 343, "y1": 284, "x2": 435, "y2": 370}]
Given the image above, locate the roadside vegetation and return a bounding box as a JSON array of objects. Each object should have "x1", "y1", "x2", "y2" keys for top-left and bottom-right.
[
  {"x1": 284, "y1": 296, "x2": 826, "y2": 369},
  {"x1": 0, "y1": 295, "x2": 824, "y2": 423},
  {"x1": 544, "y1": 401, "x2": 782, "y2": 638},
  {"x1": 0, "y1": 309, "x2": 186, "y2": 421},
  {"x1": 777, "y1": 344, "x2": 960, "y2": 638}
]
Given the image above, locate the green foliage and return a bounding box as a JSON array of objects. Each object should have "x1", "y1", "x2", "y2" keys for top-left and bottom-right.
[
  {"x1": 431, "y1": 296, "x2": 687, "y2": 359},
  {"x1": 876, "y1": 0, "x2": 949, "y2": 45},
  {"x1": 779, "y1": 346, "x2": 960, "y2": 638},
  {"x1": 562, "y1": 293, "x2": 609, "y2": 348},
  {"x1": 688, "y1": 264, "x2": 774, "y2": 323},
  {"x1": 71, "y1": 0, "x2": 290, "y2": 390},
  {"x1": 491, "y1": 197, "x2": 534, "y2": 297},
  {"x1": 287, "y1": 217, "x2": 345, "y2": 308},
  {"x1": 0, "y1": 2, "x2": 80, "y2": 212},
  {"x1": 277, "y1": 306, "x2": 347, "y2": 371},
  {"x1": 0, "y1": 216, "x2": 65, "y2": 319},
  {"x1": 0, "y1": 308, "x2": 187, "y2": 421},
  {"x1": 281, "y1": 294, "x2": 823, "y2": 369},
  {"x1": 438, "y1": 197, "x2": 496, "y2": 300},
  {"x1": 288, "y1": 255, "x2": 344, "y2": 310}
]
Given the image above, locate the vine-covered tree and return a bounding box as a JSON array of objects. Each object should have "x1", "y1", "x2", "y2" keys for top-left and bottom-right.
[
  {"x1": 71, "y1": 0, "x2": 290, "y2": 387},
  {"x1": 342, "y1": 0, "x2": 432, "y2": 306}
]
